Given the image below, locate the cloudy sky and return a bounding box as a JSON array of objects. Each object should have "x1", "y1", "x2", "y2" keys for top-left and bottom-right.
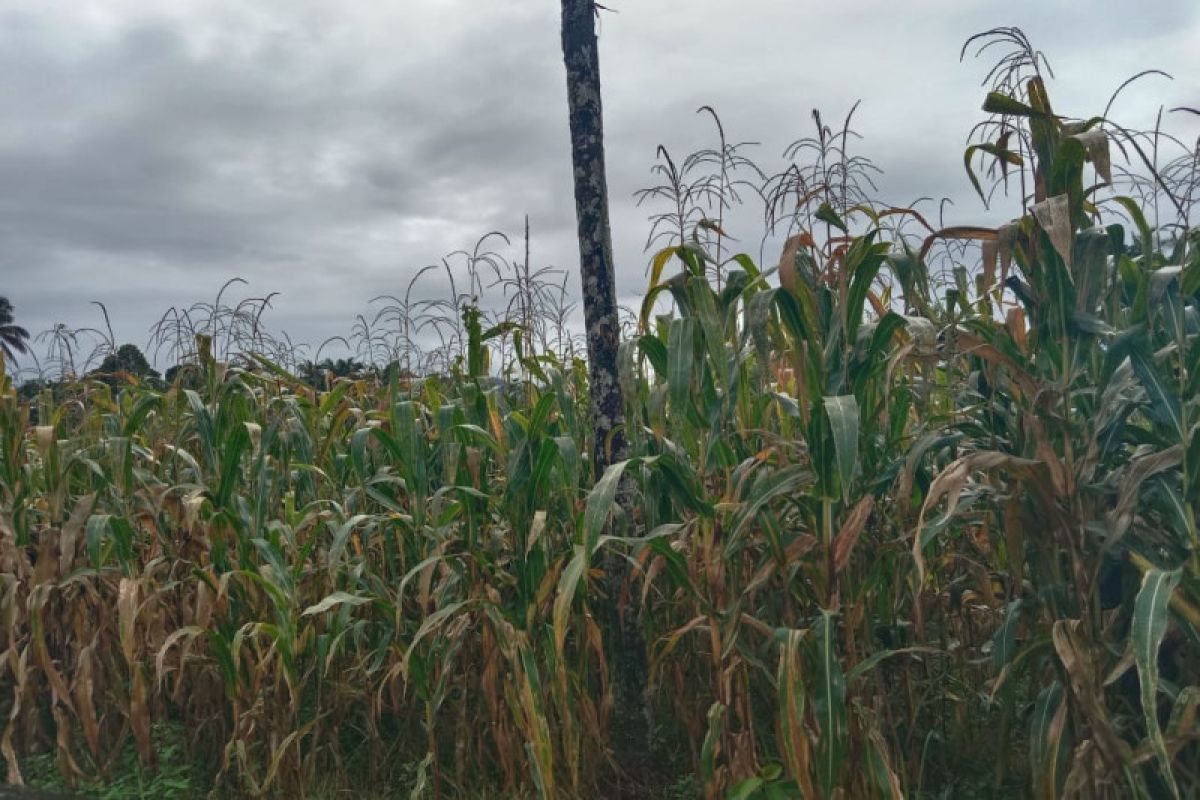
[{"x1": 2, "y1": 0, "x2": 1197, "y2": 371}]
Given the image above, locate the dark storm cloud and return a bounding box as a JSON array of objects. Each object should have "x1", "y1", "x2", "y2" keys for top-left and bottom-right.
[
  {"x1": 0, "y1": 5, "x2": 573, "y2": 355},
  {"x1": 1, "y1": 0, "x2": 1196, "y2": 370}
]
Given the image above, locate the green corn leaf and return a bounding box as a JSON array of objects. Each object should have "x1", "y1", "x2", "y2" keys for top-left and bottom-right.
[
  {"x1": 652, "y1": 452, "x2": 714, "y2": 518},
  {"x1": 964, "y1": 142, "x2": 1024, "y2": 203},
  {"x1": 637, "y1": 334, "x2": 669, "y2": 378},
  {"x1": 402, "y1": 601, "x2": 470, "y2": 679},
  {"x1": 1167, "y1": 686, "x2": 1200, "y2": 741},
  {"x1": 844, "y1": 234, "x2": 887, "y2": 340},
  {"x1": 526, "y1": 392, "x2": 556, "y2": 439},
  {"x1": 121, "y1": 393, "x2": 161, "y2": 438},
  {"x1": 726, "y1": 777, "x2": 764, "y2": 800},
  {"x1": 554, "y1": 435, "x2": 581, "y2": 490},
  {"x1": 823, "y1": 395, "x2": 859, "y2": 502},
  {"x1": 553, "y1": 544, "x2": 588, "y2": 657},
  {"x1": 777, "y1": 629, "x2": 815, "y2": 798},
  {"x1": 668, "y1": 318, "x2": 695, "y2": 419},
  {"x1": 994, "y1": 599, "x2": 1024, "y2": 669},
  {"x1": 393, "y1": 401, "x2": 428, "y2": 526},
  {"x1": 1133, "y1": 568, "x2": 1182, "y2": 798},
  {"x1": 983, "y1": 91, "x2": 1040, "y2": 118},
  {"x1": 317, "y1": 381, "x2": 353, "y2": 420},
  {"x1": 846, "y1": 646, "x2": 942, "y2": 683},
  {"x1": 775, "y1": 278, "x2": 822, "y2": 353},
  {"x1": 350, "y1": 426, "x2": 373, "y2": 484},
  {"x1": 762, "y1": 782, "x2": 800, "y2": 800},
  {"x1": 813, "y1": 609, "x2": 847, "y2": 797},
  {"x1": 454, "y1": 423, "x2": 502, "y2": 455},
  {"x1": 582, "y1": 459, "x2": 631, "y2": 552},
  {"x1": 528, "y1": 438, "x2": 559, "y2": 500},
  {"x1": 1113, "y1": 196, "x2": 1154, "y2": 251},
  {"x1": 1029, "y1": 681, "x2": 1068, "y2": 800},
  {"x1": 728, "y1": 465, "x2": 812, "y2": 547},
  {"x1": 516, "y1": 643, "x2": 555, "y2": 800},
  {"x1": 815, "y1": 202, "x2": 848, "y2": 233},
  {"x1": 328, "y1": 514, "x2": 371, "y2": 569},
  {"x1": 1183, "y1": 257, "x2": 1200, "y2": 298},
  {"x1": 745, "y1": 289, "x2": 775, "y2": 366},
  {"x1": 1072, "y1": 226, "x2": 1111, "y2": 314},
  {"x1": 1129, "y1": 343, "x2": 1185, "y2": 441},
  {"x1": 1148, "y1": 477, "x2": 1195, "y2": 548},
  {"x1": 303, "y1": 592, "x2": 371, "y2": 617}
]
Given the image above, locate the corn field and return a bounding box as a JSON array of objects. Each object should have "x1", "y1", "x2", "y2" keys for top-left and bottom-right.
[{"x1": 2, "y1": 29, "x2": 1199, "y2": 800}]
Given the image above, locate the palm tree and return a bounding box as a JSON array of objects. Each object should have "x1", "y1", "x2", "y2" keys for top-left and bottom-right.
[{"x1": 0, "y1": 296, "x2": 31, "y2": 362}]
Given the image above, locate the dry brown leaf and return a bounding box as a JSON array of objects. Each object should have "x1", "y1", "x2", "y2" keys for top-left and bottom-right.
[
  {"x1": 1070, "y1": 128, "x2": 1113, "y2": 184},
  {"x1": 28, "y1": 586, "x2": 76, "y2": 715},
  {"x1": 52, "y1": 704, "x2": 83, "y2": 781},
  {"x1": 914, "y1": 452, "x2": 1038, "y2": 585},
  {"x1": 1032, "y1": 194, "x2": 1073, "y2": 268},
  {"x1": 997, "y1": 220, "x2": 1020, "y2": 286},
  {"x1": 130, "y1": 668, "x2": 155, "y2": 768},
  {"x1": 118, "y1": 577, "x2": 140, "y2": 665},
  {"x1": 1106, "y1": 444, "x2": 1184, "y2": 546},
  {"x1": 981, "y1": 238, "x2": 999, "y2": 295},
  {"x1": 833, "y1": 495, "x2": 876, "y2": 573},
  {"x1": 2, "y1": 645, "x2": 28, "y2": 785},
  {"x1": 74, "y1": 640, "x2": 101, "y2": 759},
  {"x1": 33, "y1": 425, "x2": 54, "y2": 458},
  {"x1": 526, "y1": 510, "x2": 547, "y2": 557},
  {"x1": 58, "y1": 493, "x2": 95, "y2": 579},
  {"x1": 1031, "y1": 416, "x2": 1070, "y2": 497},
  {"x1": 1003, "y1": 497, "x2": 1024, "y2": 592},
  {"x1": 1005, "y1": 307, "x2": 1028, "y2": 355},
  {"x1": 1052, "y1": 619, "x2": 1130, "y2": 768},
  {"x1": 953, "y1": 332, "x2": 1041, "y2": 399},
  {"x1": 778, "y1": 233, "x2": 810, "y2": 294}
]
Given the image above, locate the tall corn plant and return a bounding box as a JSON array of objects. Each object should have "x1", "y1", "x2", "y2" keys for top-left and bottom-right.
[
  {"x1": 914, "y1": 29, "x2": 1200, "y2": 797},
  {"x1": 617, "y1": 198, "x2": 927, "y2": 797},
  {"x1": 3, "y1": 24, "x2": 1199, "y2": 800},
  {"x1": 0, "y1": 327, "x2": 631, "y2": 797}
]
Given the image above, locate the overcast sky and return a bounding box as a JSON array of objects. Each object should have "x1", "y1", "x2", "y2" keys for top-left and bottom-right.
[{"x1": 2, "y1": 0, "x2": 1198, "y2": 371}]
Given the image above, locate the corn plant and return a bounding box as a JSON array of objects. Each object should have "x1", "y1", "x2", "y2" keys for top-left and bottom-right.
[{"x1": 1, "y1": 26, "x2": 1197, "y2": 800}]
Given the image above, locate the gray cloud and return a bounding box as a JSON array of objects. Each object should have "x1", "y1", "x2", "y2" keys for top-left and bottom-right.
[{"x1": 1, "y1": 0, "x2": 1197, "y2": 371}]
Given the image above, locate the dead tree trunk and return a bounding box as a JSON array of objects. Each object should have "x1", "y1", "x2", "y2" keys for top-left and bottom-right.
[
  {"x1": 560, "y1": 0, "x2": 651, "y2": 773},
  {"x1": 561, "y1": 0, "x2": 626, "y2": 474}
]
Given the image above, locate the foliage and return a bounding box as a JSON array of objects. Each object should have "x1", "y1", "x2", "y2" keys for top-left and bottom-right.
[
  {"x1": 94, "y1": 344, "x2": 159, "y2": 380},
  {"x1": 1, "y1": 27, "x2": 1199, "y2": 800},
  {"x1": 22, "y1": 723, "x2": 198, "y2": 799},
  {"x1": 92, "y1": 344, "x2": 162, "y2": 390}
]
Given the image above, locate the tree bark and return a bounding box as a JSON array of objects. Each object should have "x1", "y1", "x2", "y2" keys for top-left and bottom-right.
[
  {"x1": 560, "y1": 0, "x2": 651, "y2": 775},
  {"x1": 561, "y1": 0, "x2": 626, "y2": 474}
]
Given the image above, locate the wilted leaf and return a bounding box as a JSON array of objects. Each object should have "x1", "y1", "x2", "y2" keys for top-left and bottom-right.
[
  {"x1": 1069, "y1": 128, "x2": 1113, "y2": 183},
  {"x1": 1032, "y1": 195, "x2": 1073, "y2": 268},
  {"x1": 914, "y1": 452, "x2": 1038, "y2": 584},
  {"x1": 833, "y1": 495, "x2": 874, "y2": 572}
]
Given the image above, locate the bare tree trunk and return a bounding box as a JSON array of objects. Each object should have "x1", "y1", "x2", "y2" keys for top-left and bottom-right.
[
  {"x1": 561, "y1": 0, "x2": 626, "y2": 474},
  {"x1": 560, "y1": 0, "x2": 651, "y2": 778}
]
